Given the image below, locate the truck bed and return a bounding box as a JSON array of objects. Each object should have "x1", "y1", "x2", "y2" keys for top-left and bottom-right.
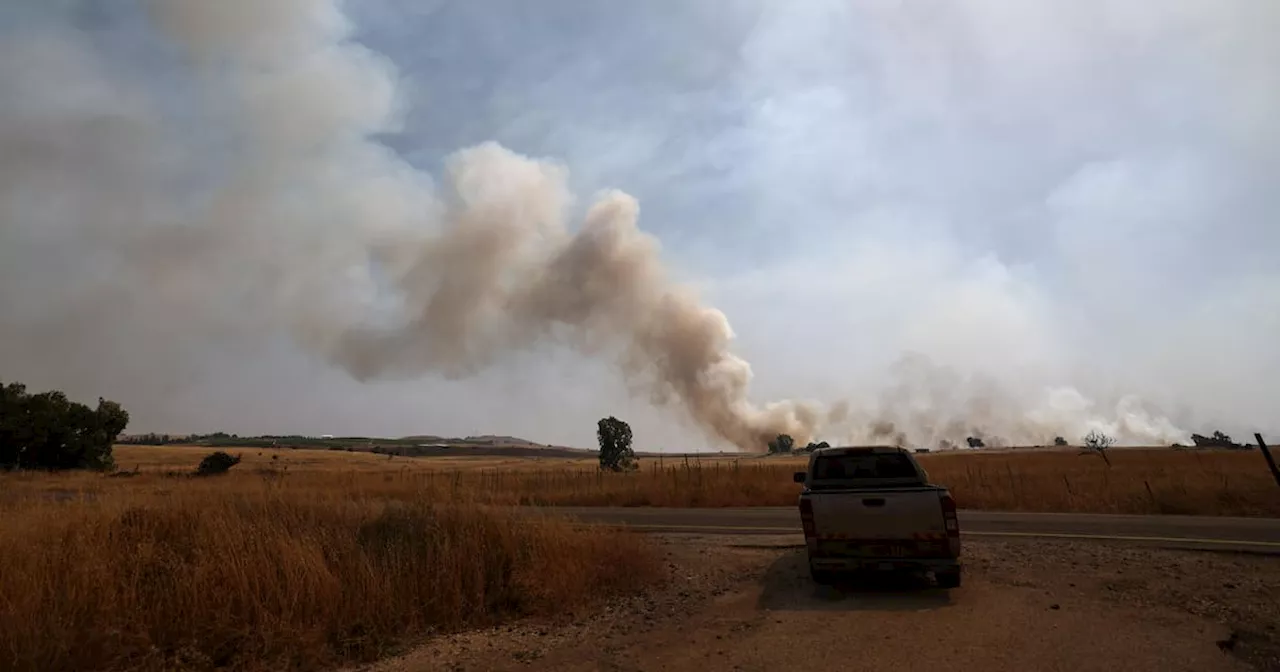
[{"x1": 805, "y1": 485, "x2": 951, "y2": 558}]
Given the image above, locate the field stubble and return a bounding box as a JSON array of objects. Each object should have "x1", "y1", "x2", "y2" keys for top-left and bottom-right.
[
  {"x1": 26, "y1": 444, "x2": 1280, "y2": 517},
  {"x1": 0, "y1": 480, "x2": 660, "y2": 672}
]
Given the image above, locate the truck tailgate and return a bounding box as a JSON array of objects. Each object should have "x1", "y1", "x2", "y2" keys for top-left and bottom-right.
[{"x1": 809, "y1": 486, "x2": 947, "y2": 541}]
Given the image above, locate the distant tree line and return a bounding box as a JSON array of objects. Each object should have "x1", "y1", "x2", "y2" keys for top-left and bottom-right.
[
  {"x1": 119, "y1": 431, "x2": 241, "y2": 445},
  {"x1": 765, "y1": 434, "x2": 829, "y2": 454},
  {"x1": 0, "y1": 381, "x2": 130, "y2": 471},
  {"x1": 118, "y1": 433, "x2": 174, "y2": 445}
]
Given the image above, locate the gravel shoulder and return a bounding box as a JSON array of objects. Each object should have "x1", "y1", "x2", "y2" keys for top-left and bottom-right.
[{"x1": 360, "y1": 535, "x2": 1280, "y2": 672}]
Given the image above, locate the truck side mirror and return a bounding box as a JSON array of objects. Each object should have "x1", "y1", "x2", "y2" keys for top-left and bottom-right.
[{"x1": 793, "y1": 471, "x2": 806, "y2": 483}]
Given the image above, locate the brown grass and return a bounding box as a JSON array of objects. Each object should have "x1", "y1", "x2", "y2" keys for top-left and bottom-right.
[
  {"x1": 2, "y1": 447, "x2": 1272, "y2": 669},
  {"x1": 920, "y1": 449, "x2": 1279, "y2": 516},
  {"x1": 6, "y1": 445, "x2": 1269, "y2": 670},
  {"x1": 11, "y1": 446, "x2": 1276, "y2": 517},
  {"x1": 0, "y1": 480, "x2": 661, "y2": 672},
  {"x1": 452, "y1": 448, "x2": 1275, "y2": 515}
]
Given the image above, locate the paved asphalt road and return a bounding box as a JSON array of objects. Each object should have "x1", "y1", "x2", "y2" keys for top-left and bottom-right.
[{"x1": 546, "y1": 507, "x2": 1280, "y2": 554}]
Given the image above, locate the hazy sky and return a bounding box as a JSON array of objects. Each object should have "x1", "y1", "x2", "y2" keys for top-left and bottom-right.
[{"x1": 1, "y1": 1, "x2": 1277, "y2": 450}]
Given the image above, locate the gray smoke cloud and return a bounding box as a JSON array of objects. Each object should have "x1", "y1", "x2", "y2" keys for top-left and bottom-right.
[{"x1": 1, "y1": 1, "x2": 1274, "y2": 449}]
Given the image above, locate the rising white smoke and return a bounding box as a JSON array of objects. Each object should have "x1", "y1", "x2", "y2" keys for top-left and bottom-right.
[{"x1": 823, "y1": 353, "x2": 1188, "y2": 448}]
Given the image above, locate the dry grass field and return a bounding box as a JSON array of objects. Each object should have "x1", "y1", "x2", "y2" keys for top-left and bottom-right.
[
  {"x1": 0, "y1": 479, "x2": 660, "y2": 672},
  {"x1": 8, "y1": 444, "x2": 1276, "y2": 516},
  {"x1": 2, "y1": 444, "x2": 1276, "y2": 671}
]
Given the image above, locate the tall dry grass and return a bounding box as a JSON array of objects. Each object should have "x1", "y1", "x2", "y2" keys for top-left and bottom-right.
[
  {"x1": 232, "y1": 449, "x2": 1271, "y2": 515},
  {"x1": 0, "y1": 481, "x2": 660, "y2": 672},
  {"x1": 11, "y1": 448, "x2": 1274, "y2": 517},
  {"x1": 920, "y1": 449, "x2": 1279, "y2": 515}
]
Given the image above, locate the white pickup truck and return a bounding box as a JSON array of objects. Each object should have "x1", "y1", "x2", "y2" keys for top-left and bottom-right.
[{"x1": 793, "y1": 445, "x2": 962, "y2": 588}]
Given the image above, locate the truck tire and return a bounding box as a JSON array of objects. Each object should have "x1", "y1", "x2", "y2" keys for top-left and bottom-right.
[
  {"x1": 809, "y1": 563, "x2": 836, "y2": 585},
  {"x1": 935, "y1": 569, "x2": 961, "y2": 589}
]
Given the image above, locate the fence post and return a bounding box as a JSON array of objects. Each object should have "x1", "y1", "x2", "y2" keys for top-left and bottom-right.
[{"x1": 1255, "y1": 433, "x2": 1280, "y2": 489}]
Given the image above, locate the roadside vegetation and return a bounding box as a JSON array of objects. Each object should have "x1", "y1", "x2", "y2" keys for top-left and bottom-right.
[
  {"x1": 0, "y1": 384, "x2": 661, "y2": 672},
  {"x1": 0, "y1": 486, "x2": 658, "y2": 672}
]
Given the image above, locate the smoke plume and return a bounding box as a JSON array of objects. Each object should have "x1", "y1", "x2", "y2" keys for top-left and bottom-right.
[
  {"x1": 0, "y1": 0, "x2": 821, "y2": 450},
  {"x1": 327, "y1": 147, "x2": 823, "y2": 449}
]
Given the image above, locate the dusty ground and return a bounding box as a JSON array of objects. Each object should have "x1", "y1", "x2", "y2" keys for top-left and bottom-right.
[{"x1": 359, "y1": 536, "x2": 1280, "y2": 672}]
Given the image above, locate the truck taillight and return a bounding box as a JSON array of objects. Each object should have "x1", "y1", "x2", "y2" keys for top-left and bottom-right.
[
  {"x1": 940, "y1": 492, "x2": 961, "y2": 556},
  {"x1": 940, "y1": 493, "x2": 959, "y2": 536},
  {"x1": 799, "y1": 497, "x2": 816, "y2": 538}
]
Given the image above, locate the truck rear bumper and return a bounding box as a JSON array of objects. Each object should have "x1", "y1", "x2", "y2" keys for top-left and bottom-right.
[{"x1": 809, "y1": 555, "x2": 959, "y2": 574}]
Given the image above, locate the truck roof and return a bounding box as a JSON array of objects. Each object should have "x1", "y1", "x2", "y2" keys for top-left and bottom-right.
[{"x1": 800, "y1": 445, "x2": 929, "y2": 489}]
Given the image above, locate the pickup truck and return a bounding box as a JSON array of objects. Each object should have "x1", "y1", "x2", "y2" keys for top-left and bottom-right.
[{"x1": 793, "y1": 445, "x2": 962, "y2": 588}]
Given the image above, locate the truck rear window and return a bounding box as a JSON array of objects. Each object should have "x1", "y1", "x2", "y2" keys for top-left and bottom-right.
[{"x1": 812, "y1": 452, "x2": 918, "y2": 480}]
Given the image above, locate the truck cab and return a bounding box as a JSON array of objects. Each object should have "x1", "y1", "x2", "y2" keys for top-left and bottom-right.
[{"x1": 794, "y1": 445, "x2": 962, "y2": 588}]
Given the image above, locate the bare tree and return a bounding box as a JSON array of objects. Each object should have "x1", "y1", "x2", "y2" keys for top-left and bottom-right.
[{"x1": 1080, "y1": 430, "x2": 1114, "y2": 467}]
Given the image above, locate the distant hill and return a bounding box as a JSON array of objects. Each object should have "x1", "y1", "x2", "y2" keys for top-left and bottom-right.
[
  {"x1": 400, "y1": 434, "x2": 544, "y2": 446},
  {"x1": 120, "y1": 431, "x2": 593, "y2": 459},
  {"x1": 386, "y1": 433, "x2": 590, "y2": 458}
]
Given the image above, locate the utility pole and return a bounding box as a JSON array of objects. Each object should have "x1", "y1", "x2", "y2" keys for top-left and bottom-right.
[{"x1": 1255, "y1": 433, "x2": 1280, "y2": 489}]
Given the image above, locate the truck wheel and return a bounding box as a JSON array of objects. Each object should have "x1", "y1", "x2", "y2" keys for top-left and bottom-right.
[
  {"x1": 809, "y1": 564, "x2": 835, "y2": 585},
  {"x1": 935, "y1": 569, "x2": 961, "y2": 589}
]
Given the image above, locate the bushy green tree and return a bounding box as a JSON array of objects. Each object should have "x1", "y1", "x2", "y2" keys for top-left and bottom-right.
[
  {"x1": 767, "y1": 434, "x2": 795, "y2": 454},
  {"x1": 0, "y1": 381, "x2": 129, "y2": 471},
  {"x1": 196, "y1": 451, "x2": 242, "y2": 476},
  {"x1": 597, "y1": 416, "x2": 636, "y2": 472}
]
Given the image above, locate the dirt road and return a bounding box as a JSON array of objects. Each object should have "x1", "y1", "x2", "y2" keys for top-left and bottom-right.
[{"x1": 365, "y1": 536, "x2": 1280, "y2": 672}]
